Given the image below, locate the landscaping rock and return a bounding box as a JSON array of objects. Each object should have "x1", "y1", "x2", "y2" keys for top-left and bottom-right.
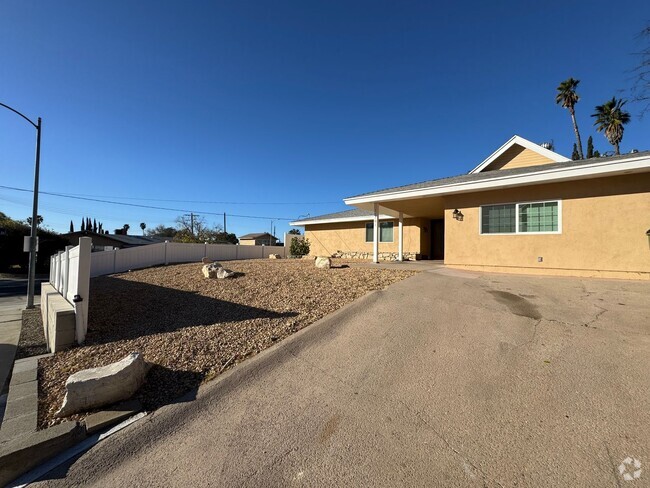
[
  {"x1": 55, "y1": 353, "x2": 148, "y2": 418},
  {"x1": 268, "y1": 254, "x2": 281, "y2": 259},
  {"x1": 315, "y1": 257, "x2": 331, "y2": 269},
  {"x1": 216, "y1": 267, "x2": 236, "y2": 279},
  {"x1": 201, "y1": 257, "x2": 213, "y2": 264},
  {"x1": 202, "y1": 262, "x2": 223, "y2": 278}
]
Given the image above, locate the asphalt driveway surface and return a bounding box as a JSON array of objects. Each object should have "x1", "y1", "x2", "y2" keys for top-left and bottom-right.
[{"x1": 34, "y1": 268, "x2": 649, "y2": 487}]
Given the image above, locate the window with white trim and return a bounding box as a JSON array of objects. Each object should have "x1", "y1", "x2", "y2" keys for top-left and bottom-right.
[
  {"x1": 481, "y1": 201, "x2": 560, "y2": 234},
  {"x1": 365, "y1": 222, "x2": 394, "y2": 242}
]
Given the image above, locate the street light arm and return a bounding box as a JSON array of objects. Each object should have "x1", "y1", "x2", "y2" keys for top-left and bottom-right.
[{"x1": 0, "y1": 102, "x2": 38, "y2": 129}]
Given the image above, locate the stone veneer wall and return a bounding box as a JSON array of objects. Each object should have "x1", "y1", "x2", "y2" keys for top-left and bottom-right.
[{"x1": 331, "y1": 250, "x2": 421, "y2": 261}]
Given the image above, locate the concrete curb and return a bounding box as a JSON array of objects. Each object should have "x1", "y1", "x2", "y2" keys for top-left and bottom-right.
[
  {"x1": 0, "y1": 421, "x2": 86, "y2": 486},
  {"x1": 0, "y1": 353, "x2": 144, "y2": 486}
]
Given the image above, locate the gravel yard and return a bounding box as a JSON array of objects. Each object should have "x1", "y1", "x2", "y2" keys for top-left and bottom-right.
[
  {"x1": 38, "y1": 259, "x2": 416, "y2": 428},
  {"x1": 17, "y1": 309, "x2": 48, "y2": 360}
]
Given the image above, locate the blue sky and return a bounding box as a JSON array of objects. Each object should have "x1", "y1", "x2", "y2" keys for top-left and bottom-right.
[{"x1": 1, "y1": 1, "x2": 648, "y2": 237}]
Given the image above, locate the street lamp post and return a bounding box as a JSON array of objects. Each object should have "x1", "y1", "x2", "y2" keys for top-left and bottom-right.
[{"x1": 0, "y1": 102, "x2": 42, "y2": 309}]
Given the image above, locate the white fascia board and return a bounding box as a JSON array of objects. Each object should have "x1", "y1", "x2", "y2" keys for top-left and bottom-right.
[
  {"x1": 344, "y1": 156, "x2": 650, "y2": 206},
  {"x1": 290, "y1": 214, "x2": 394, "y2": 226},
  {"x1": 468, "y1": 135, "x2": 570, "y2": 174}
]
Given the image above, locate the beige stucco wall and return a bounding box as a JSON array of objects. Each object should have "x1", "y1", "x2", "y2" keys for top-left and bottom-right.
[
  {"x1": 443, "y1": 173, "x2": 650, "y2": 279},
  {"x1": 304, "y1": 218, "x2": 426, "y2": 257},
  {"x1": 484, "y1": 146, "x2": 554, "y2": 171}
]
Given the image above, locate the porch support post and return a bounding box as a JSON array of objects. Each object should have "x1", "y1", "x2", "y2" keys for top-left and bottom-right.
[
  {"x1": 398, "y1": 212, "x2": 404, "y2": 261},
  {"x1": 373, "y1": 203, "x2": 379, "y2": 263}
]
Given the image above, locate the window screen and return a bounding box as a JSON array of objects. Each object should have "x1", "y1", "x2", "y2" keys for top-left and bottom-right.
[
  {"x1": 481, "y1": 204, "x2": 516, "y2": 234},
  {"x1": 518, "y1": 201, "x2": 558, "y2": 233}
]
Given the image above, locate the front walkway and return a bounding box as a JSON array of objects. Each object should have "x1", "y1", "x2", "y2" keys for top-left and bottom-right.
[{"x1": 35, "y1": 270, "x2": 649, "y2": 486}]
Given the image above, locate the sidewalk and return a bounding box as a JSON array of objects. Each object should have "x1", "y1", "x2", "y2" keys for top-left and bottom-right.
[{"x1": 0, "y1": 303, "x2": 23, "y2": 395}]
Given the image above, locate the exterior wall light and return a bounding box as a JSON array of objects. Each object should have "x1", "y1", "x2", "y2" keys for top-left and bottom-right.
[{"x1": 453, "y1": 209, "x2": 464, "y2": 221}]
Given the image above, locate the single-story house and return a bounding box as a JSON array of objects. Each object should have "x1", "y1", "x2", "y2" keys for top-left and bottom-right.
[
  {"x1": 239, "y1": 232, "x2": 279, "y2": 246},
  {"x1": 62, "y1": 231, "x2": 167, "y2": 251},
  {"x1": 290, "y1": 135, "x2": 650, "y2": 280}
]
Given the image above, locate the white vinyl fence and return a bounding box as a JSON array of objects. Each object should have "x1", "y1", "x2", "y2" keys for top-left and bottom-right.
[
  {"x1": 49, "y1": 237, "x2": 92, "y2": 343},
  {"x1": 89, "y1": 241, "x2": 287, "y2": 277},
  {"x1": 47, "y1": 239, "x2": 287, "y2": 344}
]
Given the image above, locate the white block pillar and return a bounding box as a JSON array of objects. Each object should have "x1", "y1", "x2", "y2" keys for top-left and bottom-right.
[
  {"x1": 373, "y1": 203, "x2": 379, "y2": 263},
  {"x1": 398, "y1": 212, "x2": 404, "y2": 262}
]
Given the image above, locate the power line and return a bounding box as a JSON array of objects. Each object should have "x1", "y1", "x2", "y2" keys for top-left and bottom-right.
[
  {"x1": 0, "y1": 185, "x2": 298, "y2": 221},
  {"x1": 4, "y1": 187, "x2": 339, "y2": 205}
]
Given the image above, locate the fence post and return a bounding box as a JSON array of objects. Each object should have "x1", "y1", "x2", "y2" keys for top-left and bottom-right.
[
  {"x1": 204, "y1": 242, "x2": 207, "y2": 259},
  {"x1": 113, "y1": 248, "x2": 118, "y2": 274},
  {"x1": 63, "y1": 245, "x2": 72, "y2": 299},
  {"x1": 56, "y1": 251, "x2": 64, "y2": 291},
  {"x1": 262, "y1": 244, "x2": 265, "y2": 258},
  {"x1": 75, "y1": 237, "x2": 92, "y2": 344},
  {"x1": 164, "y1": 241, "x2": 169, "y2": 265},
  {"x1": 235, "y1": 244, "x2": 239, "y2": 260}
]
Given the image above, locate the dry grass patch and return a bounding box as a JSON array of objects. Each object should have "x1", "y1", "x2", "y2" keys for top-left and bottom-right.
[{"x1": 38, "y1": 259, "x2": 416, "y2": 428}]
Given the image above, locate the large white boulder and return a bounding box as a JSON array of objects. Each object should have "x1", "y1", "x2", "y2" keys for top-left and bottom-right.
[
  {"x1": 202, "y1": 262, "x2": 223, "y2": 278},
  {"x1": 315, "y1": 256, "x2": 331, "y2": 269},
  {"x1": 55, "y1": 353, "x2": 148, "y2": 418},
  {"x1": 268, "y1": 254, "x2": 282, "y2": 259}
]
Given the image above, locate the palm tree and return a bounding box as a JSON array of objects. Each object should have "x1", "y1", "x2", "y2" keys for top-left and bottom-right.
[
  {"x1": 555, "y1": 78, "x2": 584, "y2": 159},
  {"x1": 123, "y1": 224, "x2": 130, "y2": 235},
  {"x1": 140, "y1": 222, "x2": 146, "y2": 235},
  {"x1": 591, "y1": 97, "x2": 631, "y2": 155}
]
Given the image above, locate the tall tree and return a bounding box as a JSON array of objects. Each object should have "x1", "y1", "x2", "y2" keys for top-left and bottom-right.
[
  {"x1": 93, "y1": 219, "x2": 97, "y2": 233},
  {"x1": 140, "y1": 222, "x2": 146, "y2": 235},
  {"x1": 591, "y1": 97, "x2": 631, "y2": 155},
  {"x1": 69, "y1": 220, "x2": 74, "y2": 233},
  {"x1": 586, "y1": 136, "x2": 594, "y2": 159},
  {"x1": 555, "y1": 78, "x2": 584, "y2": 159},
  {"x1": 571, "y1": 143, "x2": 580, "y2": 160},
  {"x1": 81, "y1": 218, "x2": 85, "y2": 232}
]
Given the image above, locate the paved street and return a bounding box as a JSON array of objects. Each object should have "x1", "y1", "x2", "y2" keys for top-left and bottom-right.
[
  {"x1": 0, "y1": 276, "x2": 44, "y2": 395},
  {"x1": 35, "y1": 269, "x2": 649, "y2": 487}
]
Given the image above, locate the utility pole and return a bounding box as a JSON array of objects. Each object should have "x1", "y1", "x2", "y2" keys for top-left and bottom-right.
[
  {"x1": 223, "y1": 212, "x2": 227, "y2": 233},
  {"x1": 0, "y1": 102, "x2": 41, "y2": 309},
  {"x1": 183, "y1": 213, "x2": 196, "y2": 236}
]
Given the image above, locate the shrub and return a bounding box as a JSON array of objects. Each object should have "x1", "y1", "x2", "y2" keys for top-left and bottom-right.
[{"x1": 290, "y1": 236, "x2": 310, "y2": 257}]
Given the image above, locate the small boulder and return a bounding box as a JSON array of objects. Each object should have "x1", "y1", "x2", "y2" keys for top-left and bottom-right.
[
  {"x1": 56, "y1": 353, "x2": 148, "y2": 418},
  {"x1": 268, "y1": 254, "x2": 281, "y2": 259},
  {"x1": 216, "y1": 267, "x2": 236, "y2": 279},
  {"x1": 315, "y1": 256, "x2": 331, "y2": 269},
  {"x1": 201, "y1": 257, "x2": 213, "y2": 264},
  {"x1": 202, "y1": 262, "x2": 223, "y2": 278}
]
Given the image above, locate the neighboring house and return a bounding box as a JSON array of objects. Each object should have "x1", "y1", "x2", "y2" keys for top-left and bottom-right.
[
  {"x1": 62, "y1": 231, "x2": 167, "y2": 251},
  {"x1": 291, "y1": 135, "x2": 650, "y2": 280},
  {"x1": 238, "y1": 232, "x2": 279, "y2": 246}
]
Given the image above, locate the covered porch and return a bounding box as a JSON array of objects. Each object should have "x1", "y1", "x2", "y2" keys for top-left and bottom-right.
[{"x1": 354, "y1": 195, "x2": 448, "y2": 263}]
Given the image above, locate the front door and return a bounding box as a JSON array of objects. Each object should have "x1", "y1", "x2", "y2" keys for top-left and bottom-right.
[{"x1": 431, "y1": 219, "x2": 444, "y2": 260}]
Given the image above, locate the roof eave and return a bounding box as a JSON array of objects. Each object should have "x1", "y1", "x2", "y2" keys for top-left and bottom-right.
[{"x1": 344, "y1": 155, "x2": 650, "y2": 205}]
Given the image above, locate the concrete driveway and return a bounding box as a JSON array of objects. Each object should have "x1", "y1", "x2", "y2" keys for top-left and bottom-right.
[{"x1": 35, "y1": 268, "x2": 649, "y2": 487}]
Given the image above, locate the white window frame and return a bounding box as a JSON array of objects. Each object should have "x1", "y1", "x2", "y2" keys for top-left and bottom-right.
[
  {"x1": 365, "y1": 222, "x2": 394, "y2": 243},
  {"x1": 479, "y1": 199, "x2": 562, "y2": 235}
]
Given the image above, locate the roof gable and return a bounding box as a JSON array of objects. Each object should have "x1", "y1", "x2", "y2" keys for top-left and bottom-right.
[{"x1": 469, "y1": 135, "x2": 569, "y2": 174}]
